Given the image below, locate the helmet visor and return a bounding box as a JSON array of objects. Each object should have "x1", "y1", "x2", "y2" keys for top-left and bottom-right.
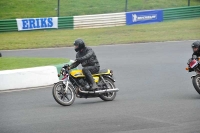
[
  {"x1": 74, "y1": 42, "x2": 79, "y2": 46},
  {"x1": 75, "y1": 45, "x2": 78, "y2": 49},
  {"x1": 192, "y1": 47, "x2": 198, "y2": 52}
]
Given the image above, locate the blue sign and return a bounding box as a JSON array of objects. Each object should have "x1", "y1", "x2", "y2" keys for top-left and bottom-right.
[{"x1": 126, "y1": 10, "x2": 163, "y2": 25}]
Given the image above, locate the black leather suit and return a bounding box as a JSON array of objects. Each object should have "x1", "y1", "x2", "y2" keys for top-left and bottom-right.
[
  {"x1": 192, "y1": 51, "x2": 200, "y2": 58},
  {"x1": 70, "y1": 47, "x2": 100, "y2": 81}
]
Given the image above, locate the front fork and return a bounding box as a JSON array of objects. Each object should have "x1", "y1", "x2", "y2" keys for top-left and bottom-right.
[
  {"x1": 191, "y1": 75, "x2": 196, "y2": 79},
  {"x1": 62, "y1": 76, "x2": 69, "y2": 93}
]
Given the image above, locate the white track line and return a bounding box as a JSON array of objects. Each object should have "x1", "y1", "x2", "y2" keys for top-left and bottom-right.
[{"x1": 0, "y1": 85, "x2": 53, "y2": 93}]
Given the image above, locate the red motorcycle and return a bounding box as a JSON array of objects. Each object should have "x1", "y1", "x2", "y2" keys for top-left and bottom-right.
[{"x1": 186, "y1": 57, "x2": 200, "y2": 95}]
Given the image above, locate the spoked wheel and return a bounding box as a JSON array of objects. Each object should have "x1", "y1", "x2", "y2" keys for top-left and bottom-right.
[
  {"x1": 52, "y1": 82, "x2": 75, "y2": 106},
  {"x1": 192, "y1": 75, "x2": 200, "y2": 95},
  {"x1": 99, "y1": 78, "x2": 117, "y2": 101}
]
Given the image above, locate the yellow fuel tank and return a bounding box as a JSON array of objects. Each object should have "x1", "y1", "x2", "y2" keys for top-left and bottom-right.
[
  {"x1": 70, "y1": 70, "x2": 85, "y2": 78},
  {"x1": 70, "y1": 70, "x2": 99, "y2": 82}
]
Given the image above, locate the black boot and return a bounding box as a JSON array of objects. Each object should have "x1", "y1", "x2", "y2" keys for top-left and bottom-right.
[
  {"x1": 90, "y1": 83, "x2": 99, "y2": 90},
  {"x1": 87, "y1": 75, "x2": 99, "y2": 90},
  {"x1": 84, "y1": 83, "x2": 90, "y2": 90}
]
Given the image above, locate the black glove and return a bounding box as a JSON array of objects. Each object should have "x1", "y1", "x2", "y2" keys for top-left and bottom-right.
[
  {"x1": 63, "y1": 64, "x2": 69, "y2": 69},
  {"x1": 189, "y1": 68, "x2": 194, "y2": 72}
]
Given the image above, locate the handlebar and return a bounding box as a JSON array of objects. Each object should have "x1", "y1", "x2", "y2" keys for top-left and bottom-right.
[{"x1": 58, "y1": 60, "x2": 78, "y2": 77}]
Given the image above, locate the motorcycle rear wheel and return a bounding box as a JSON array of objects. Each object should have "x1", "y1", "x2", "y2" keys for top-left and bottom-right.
[
  {"x1": 192, "y1": 75, "x2": 200, "y2": 95},
  {"x1": 99, "y1": 78, "x2": 117, "y2": 101},
  {"x1": 52, "y1": 82, "x2": 75, "y2": 106}
]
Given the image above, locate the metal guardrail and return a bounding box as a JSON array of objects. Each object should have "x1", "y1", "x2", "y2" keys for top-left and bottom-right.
[
  {"x1": 0, "y1": 19, "x2": 18, "y2": 32},
  {"x1": 74, "y1": 12, "x2": 126, "y2": 29},
  {"x1": 0, "y1": 17, "x2": 74, "y2": 32},
  {"x1": 58, "y1": 16, "x2": 74, "y2": 29},
  {"x1": 163, "y1": 6, "x2": 200, "y2": 20}
]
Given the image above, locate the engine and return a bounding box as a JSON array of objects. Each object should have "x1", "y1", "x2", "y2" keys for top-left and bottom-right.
[
  {"x1": 78, "y1": 78, "x2": 91, "y2": 90},
  {"x1": 78, "y1": 78, "x2": 87, "y2": 87}
]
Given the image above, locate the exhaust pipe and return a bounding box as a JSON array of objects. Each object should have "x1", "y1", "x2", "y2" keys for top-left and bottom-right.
[{"x1": 79, "y1": 88, "x2": 119, "y2": 94}]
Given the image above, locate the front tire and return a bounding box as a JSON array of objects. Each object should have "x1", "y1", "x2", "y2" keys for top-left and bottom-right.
[
  {"x1": 52, "y1": 82, "x2": 75, "y2": 106},
  {"x1": 99, "y1": 78, "x2": 117, "y2": 101},
  {"x1": 192, "y1": 75, "x2": 200, "y2": 95}
]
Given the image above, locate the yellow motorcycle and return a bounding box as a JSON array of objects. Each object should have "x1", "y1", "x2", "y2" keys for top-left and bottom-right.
[{"x1": 52, "y1": 62, "x2": 119, "y2": 106}]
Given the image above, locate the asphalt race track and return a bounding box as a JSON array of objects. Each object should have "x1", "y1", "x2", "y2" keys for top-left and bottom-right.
[{"x1": 1, "y1": 41, "x2": 200, "y2": 133}]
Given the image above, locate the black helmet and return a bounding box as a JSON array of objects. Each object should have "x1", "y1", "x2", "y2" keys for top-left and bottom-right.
[
  {"x1": 191, "y1": 41, "x2": 200, "y2": 48},
  {"x1": 74, "y1": 39, "x2": 85, "y2": 52}
]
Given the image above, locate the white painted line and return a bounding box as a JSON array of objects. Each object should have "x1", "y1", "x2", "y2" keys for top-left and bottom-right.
[{"x1": 0, "y1": 85, "x2": 53, "y2": 93}]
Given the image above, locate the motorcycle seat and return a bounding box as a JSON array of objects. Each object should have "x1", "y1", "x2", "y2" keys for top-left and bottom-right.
[
  {"x1": 99, "y1": 69, "x2": 109, "y2": 73},
  {"x1": 93, "y1": 69, "x2": 110, "y2": 75}
]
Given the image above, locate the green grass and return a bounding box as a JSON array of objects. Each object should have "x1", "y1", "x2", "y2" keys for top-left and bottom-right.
[
  {"x1": 0, "y1": 57, "x2": 69, "y2": 70},
  {"x1": 0, "y1": 0, "x2": 200, "y2": 19},
  {"x1": 0, "y1": 18, "x2": 199, "y2": 50}
]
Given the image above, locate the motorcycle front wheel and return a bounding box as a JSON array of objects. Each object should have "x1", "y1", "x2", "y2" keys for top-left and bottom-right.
[
  {"x1": 192, "y1": 75, "x2": 200, "y2": 95},
  {"x1": 52, "y1": 82, "x2": 75, "y2": 106}
]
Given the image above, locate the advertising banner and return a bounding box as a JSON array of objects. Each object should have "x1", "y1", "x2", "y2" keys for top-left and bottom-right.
[
  {"x1": 16, "y1": 17, "x2": 58, "y2": 31},
  {"x1": 126, "y1": 10, "x2": 163, "y2": 25}
]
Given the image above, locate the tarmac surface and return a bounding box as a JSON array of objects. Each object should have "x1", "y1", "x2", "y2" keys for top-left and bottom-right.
[{"x1": 1, "y1": 41, "x2": 200, "y2": 133}]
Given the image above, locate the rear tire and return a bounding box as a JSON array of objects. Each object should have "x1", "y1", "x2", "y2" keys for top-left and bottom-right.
[
  {"x1": 99, "y1": 78, "x2": 117, "y2": 101},
  {"x1": 52, "y1": 82, "x2": 75, "y2": 106},
  {"x1": 192, "y1": 75, "x2": 200, "y2": 95}
]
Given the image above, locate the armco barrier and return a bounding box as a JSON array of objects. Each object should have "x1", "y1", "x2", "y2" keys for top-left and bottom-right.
[
  {"x1": 163, "y1": 6, "x2": 200, "y2": 21},
  {"x1": 74, "y1": 12, "x2": 126, "y2": 29},
  {"x1": 0, "y1": 6, "x2": 200, "y2": 32},
  {"x1": 0, "y1": 16, "x2": 74, "y2": 32},
  {"x1": 58, "y1": 16, "x2": 74, "y2": 29},
  {"x1": 0, "y1": 19, "x2": 18, "y2": 32}
]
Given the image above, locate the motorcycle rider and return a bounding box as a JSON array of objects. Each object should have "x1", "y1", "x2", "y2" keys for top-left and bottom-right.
[
  {"x1": 191, "y1": 41, "x2": 200, "y2": 58},
  {"x1": 68, "y1": 39, "x2": 100, "y2": 90},
  {"x1": 188, "y1": 41, "x2": 200, "y2": 72}
]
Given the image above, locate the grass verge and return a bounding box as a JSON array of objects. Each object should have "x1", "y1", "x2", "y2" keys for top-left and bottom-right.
[
  {"x1": 0, "y1": 57, "x2": 69, "y2": 70},
  {"x1": 0, "y1": 18, "x2": 200, "y2": 50},
  {"x1": 0, "y1": 0, "x2": 200, "y2": 19}
]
